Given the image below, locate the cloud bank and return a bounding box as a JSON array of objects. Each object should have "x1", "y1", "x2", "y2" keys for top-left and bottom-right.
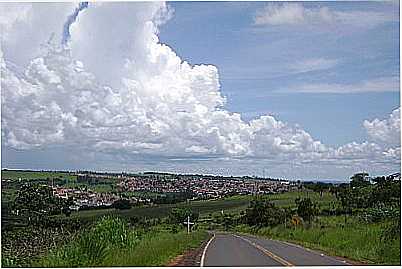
[{"x1": 1, "y1": 2, "x2": 400, "y2": 177}]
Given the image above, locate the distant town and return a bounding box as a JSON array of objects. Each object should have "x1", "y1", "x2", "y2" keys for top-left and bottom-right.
[
  {"x1": 2, "y1": 169, "x2": 399, "y2": 213},
  {"x1": 2, "y1": 170, "x2": 299, "y2": 211}
]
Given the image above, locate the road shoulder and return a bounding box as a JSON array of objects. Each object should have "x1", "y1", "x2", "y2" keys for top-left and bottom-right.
[
  {"x1": 236, "y1": 231, "x2": 368, "y2": 265},
  {"x1": 167, "y1": 232, "x2": 213, "y2": 267}
]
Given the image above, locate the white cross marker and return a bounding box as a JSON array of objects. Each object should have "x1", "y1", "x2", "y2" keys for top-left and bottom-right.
[{"x1": 183, "y1": 215, "x2": 194, "y2": 234}]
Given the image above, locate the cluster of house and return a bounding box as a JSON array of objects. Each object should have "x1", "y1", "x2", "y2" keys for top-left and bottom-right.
[
  {"x1": 117, "y1": 177, "x2": 296, "y2": 199},
  {"x1": 52, "y1": 187, "x2": 122, "y2": 210}
]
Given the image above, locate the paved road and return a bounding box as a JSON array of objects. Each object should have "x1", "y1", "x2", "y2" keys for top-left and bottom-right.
[{"x1": 202, "y1": 233, "x2": 350, "y2": 267}]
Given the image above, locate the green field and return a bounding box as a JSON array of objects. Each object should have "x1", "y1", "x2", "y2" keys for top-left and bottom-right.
[
  {"x1": 61, "y1": 195, "x2": 254, "y2": 222},
  {"x1": 268, "y1": 191, "x2": 336, "y2": 209},
  {"x1": 62, "y1": 192, "x2": 332, "y2": 223},
  {"x1": 1, "y1": 170, "x2": 77, "y2": 181}
]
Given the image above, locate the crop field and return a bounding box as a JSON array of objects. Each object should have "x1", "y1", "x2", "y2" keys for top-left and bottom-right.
[
  {"x1": 1, "y1": 170, "x2": 77, "y2": 181},
  {"x1": 267, "y1": 191, "x2": 336, "y2": 209},
  {"x1": 64, "y1": 195, "x2": 254, "y2": 222},
  {"x1": 62, "y1": 192, "x2": 334, "y2": 223}
]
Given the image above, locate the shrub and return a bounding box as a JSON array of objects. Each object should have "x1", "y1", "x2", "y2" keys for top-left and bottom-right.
[
  {"x1": 112, "y1": 199, "x2": 132, "y2": 210},
  {"x1": 169, "y1": 207, "x2": 199, "y2": 226},
  {"x1": 295, "y1": 197, "x2": 318, "y2": 223},
  {"x1": 244, "y1": 198, "x2": 288, "y2": 227}
]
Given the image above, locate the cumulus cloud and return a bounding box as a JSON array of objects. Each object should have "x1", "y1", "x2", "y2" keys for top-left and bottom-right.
[
  {"x1": 363, "y1": 107, "x2": 400, "y2": 147},
  {"x1": 254, "y1": 3, "x2": 395, "y2": 28},
  {"x1": 2, "y1": 2, "x2": 325, "y2": 161},
  {"x1": 0, "y1": 3, "x2": 32, "y2": 39},
  {"x1": 0, "y1": 2, "x2": 400, "y2": 175}
]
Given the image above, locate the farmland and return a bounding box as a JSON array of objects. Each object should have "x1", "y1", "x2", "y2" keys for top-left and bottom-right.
[
  {"x1": 59, "y1": 195, "x2": 254, "y2": 222},
  {"x1": 1, "y1": 170, "x2": 77, "y2": 181}
]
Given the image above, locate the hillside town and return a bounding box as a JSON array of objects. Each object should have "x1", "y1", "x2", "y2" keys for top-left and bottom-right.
[
  {"x1": 117, "y1": 176, "x2": 295, "y2": 198},
  {"x1": 3, "y1": 172, "x2": 297, "y2": 210}
]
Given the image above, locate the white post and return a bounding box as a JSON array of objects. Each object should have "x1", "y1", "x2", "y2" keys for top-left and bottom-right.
[{"x1": 183, "y1": 215, "x2": 194, "y2": 234}]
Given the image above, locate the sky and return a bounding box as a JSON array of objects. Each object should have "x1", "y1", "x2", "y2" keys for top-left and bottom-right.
[{"x1": 0, "y1": 1, "x2": 400, "y2": 180}]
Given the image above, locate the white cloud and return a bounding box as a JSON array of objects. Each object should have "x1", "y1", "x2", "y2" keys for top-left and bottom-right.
[
  {"x1": 283, "y1": 76, "x2": 400, "y2": 94},
  {"x1": 0, "y1": 3, "x2": 32, "y2": 39},
  {"x1": 0, "y1": 2, "x2": 400, "y2": 176},
  {"x1": 0, "y1": 3, "x2": 75, "y2": 67},
  {"x1": 363, "y1": 107, "x2": 400, "y2": 147},
  {"x1": 255, "y1": 3, "x2": 333, "y2": 26},
  {"x1": 254, "y1": 3, "x2": 395, "y2": 28},
  {"x1": 290, "y1": 58, "x2": 339, "y2": 73}
]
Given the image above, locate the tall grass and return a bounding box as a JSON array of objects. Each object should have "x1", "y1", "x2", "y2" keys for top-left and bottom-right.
[
  {"x1": 235, "y1": 215, "x2": 400, "y2": 265},
  {"x1": 36, "y1": 216, "x2": 208, "y2": 267},
  {"x1": 111, "y1": 230, "x2": 207, "y2": 266},
  {"x1": 37, "y1": 216, "x2": 140, "y2": 267}
]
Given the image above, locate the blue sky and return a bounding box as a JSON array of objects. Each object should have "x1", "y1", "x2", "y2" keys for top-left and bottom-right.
[
  {"x1": 159, "y1": 1, "x2": 400, "y2": 147},
  {"x1": 1, "y1": 2, "x2": 400, "y2": 180}
]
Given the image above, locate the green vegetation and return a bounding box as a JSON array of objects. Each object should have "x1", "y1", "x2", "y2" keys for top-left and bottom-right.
[
  {"x1": 236, "y1": 216, "x2": 400, "y2": 264},
  {"x1": 111, "y1": 230, "x2": 207, "y2": 266},
  {"x1": 224, "y1": 173, "x2": 401, "y2": 265},
  {"x1": 36, "y1": 216, "x2": 207, "y2": 267},
  {"x1": 3, "y1": 169, "x2": 399, "y2": 266},
  {"x1": 14, "y1": 184, "x2": 72, "y2": 222},
  {"x1": 268, "y1": 191, "x2": 336, "y2": 208},
  {"x1": 2, "y1": 170, "x2": 76, "y2": 181},
  {"x1": 62, "y1": 195, "x2": 252, "y2": 222}
]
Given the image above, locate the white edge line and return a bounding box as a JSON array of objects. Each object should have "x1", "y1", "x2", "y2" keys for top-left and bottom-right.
[
  {"x1": 278, "y1": 239, "x2": 352, "y2": 265},
  {"x1": 200, "y1": 233, "x2": 215, "y2": 267},
  {"x1": 243, "y1": 234, "x2": 351, "y2": 265},
  {"x1": 233, "y1": 234, "x2": 293, "y2": 266}
]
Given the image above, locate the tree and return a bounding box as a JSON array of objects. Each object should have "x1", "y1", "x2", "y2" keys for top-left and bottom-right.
[
  {"x1": 13, "y1": 183, "x2": 71, "y2": 224},
  {"x1": 336, "y1": 185, "x2": 353, "y2": 224},
  {"x1": 169, "y1": 207, "x2": 199, "y2": 225},
  {"x1": 371, "y1": 176, "x2": 400, "y2": 206},
  {"x1": 244, "y1": 198, "x2": 287, "y2": 227},
  {"x1": 350, "y1": 173, "x2": 370, "y2": 188},
  {"x1": 62, "y1": 207, "x2": 72, "y2": 217},
  {"x1": 304, "y1": 182, "x2": 331, "y2": 197},
  {"x1": 295, "y1": 197, "x2": 318, "y2": 224},
  {"x1": 112, "y1": 199, "x2": 132, "y2": 210}
]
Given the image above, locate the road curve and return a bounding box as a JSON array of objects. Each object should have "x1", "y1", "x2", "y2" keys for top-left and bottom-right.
[{"x1": 202, "y1": 233, "x2": 349, "y2": 267}]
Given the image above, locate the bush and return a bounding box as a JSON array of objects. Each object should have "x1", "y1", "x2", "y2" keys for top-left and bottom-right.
[
  {"x1": 359, "y1": 205, "x2": 400, "y2": 223},
  {"x1": 112, "y1": 199, "x2": 132, "y2": 210},
  {"x1": 169, "y1": 207, "x2": 199, "y2": 226},
  {"x1": 295, "y1": 197, "x2": 318, "y2": 223},
  {"x1": 244, "y1": 198, "x2": 288, "y2": 227}
]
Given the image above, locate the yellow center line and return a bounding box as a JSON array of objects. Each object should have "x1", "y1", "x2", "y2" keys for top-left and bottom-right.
[{"x1": 234, "y1": 234, "x2": 294, "y2": 267}]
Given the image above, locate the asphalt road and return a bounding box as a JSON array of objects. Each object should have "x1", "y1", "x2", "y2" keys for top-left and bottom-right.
[{"x1": 202, "y1": 233, "x2": 350, "y2": 267}]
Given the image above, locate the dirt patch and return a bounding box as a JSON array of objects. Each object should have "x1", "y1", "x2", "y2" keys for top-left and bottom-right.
[{"x1": 167, "y1": 233, "x2": 213, "y2": 267}]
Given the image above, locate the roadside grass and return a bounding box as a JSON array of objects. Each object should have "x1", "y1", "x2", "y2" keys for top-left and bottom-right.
[
  {"x1": 234, "y1": 215, "x2": 400, "y2": 265},
  {"x1": 111, "y1": 230, "x2": 207, "y2": 266},
  {"x1": 36, "y1": 216, "x2": 208, "y2": 267}
]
